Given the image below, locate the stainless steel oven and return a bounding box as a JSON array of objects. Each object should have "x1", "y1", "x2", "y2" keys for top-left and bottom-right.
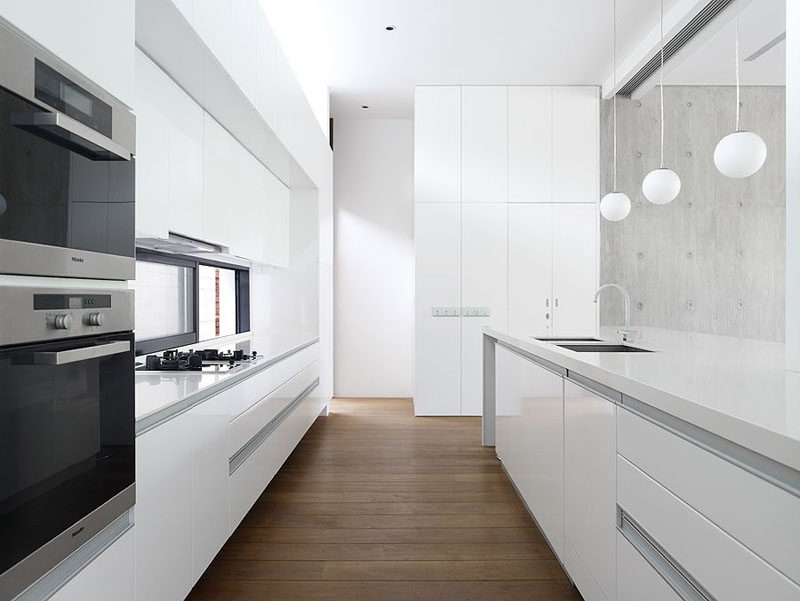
[
  {"x1": 0, "y1": 285, "x2": 135, "y2": 600},
  {"x1": 0, "y1": 17, "x2": 136, "y2": 281}
]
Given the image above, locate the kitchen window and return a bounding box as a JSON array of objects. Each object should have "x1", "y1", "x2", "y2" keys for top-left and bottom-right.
[{"x1": 132, "y1": 251, "x2": 250, "y2": 355}]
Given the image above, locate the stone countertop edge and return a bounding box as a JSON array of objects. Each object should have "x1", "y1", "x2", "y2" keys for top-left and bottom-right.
[
  {"x1": 135, "y1": 338, "x2": 319, "y2": 436},
  {"x1": 484, "y1": 328, "x2": 800, "y2": 473}
]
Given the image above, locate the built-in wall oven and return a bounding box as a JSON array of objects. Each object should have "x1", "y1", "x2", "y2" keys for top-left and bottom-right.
[
  {"x1": 0, "y1": 17, "x2": 136, "y2": 281},
  {"x1": 0, "y1": 285, "x2": 135, "y2": 600}
]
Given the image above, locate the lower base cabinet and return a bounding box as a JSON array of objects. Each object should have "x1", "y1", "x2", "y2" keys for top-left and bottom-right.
[
  {"x1": 136, "y1": 352, "x2": 324, "y2": 601},
  {"x1": 49, "y1": 529, "x2": 135, "y2": 601},
  {"x1": 616, "y1": 533, "x2": 681, "y2": 601},
  {"x1": 564, "y1": 378, "x2": 617, "y2": 601}
]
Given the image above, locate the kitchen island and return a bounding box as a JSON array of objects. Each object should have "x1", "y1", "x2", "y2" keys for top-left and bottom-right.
[{"x1": 483, "y1": 327, "x2": 800, "y2": 601}]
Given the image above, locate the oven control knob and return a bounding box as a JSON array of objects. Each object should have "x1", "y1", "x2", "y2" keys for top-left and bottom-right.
[
  {"x1": 86, "y1": 312, "x2": 105, "y2": 327},
  {"x1": 54, "y1": 314, "x2": 72, "y2": 330}
]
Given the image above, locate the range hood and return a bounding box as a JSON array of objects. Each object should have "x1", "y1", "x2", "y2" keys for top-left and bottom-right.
[{"x1": 136, "y1": 233, "x2": 220, "y2": 254}]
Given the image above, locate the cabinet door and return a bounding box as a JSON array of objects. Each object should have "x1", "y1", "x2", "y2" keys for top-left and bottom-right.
[
  {"x1": 167, "y1": 82, "x2": 205, "y2": 241},
  {"x1": 552, "y1": 86, "x2": 599, "y2": 203},
  {"x1": 189, "y1": 390, "x2": 231, "y2": 580},
  {"x1": 49, "y1": 529, "x2": 134, "y2": 601},
  {"x1": 508, "y1": 87, "x2": 552, "y2": 203},
  {"x1": 495, "y1": 346, "x2": 564, "y2": 560},
  {"x1": 414, "y1": 203, "x2": 460, "y2": 415},
  {"x1": 262, "y1": 169, "x2": 291, "y2": 267},
  {"x1": 508, "y1": 203, "x2": 553, "y2": 338},
  {"x1": 203, "y1": 113, "x2": 233, "y2": 247},
  {"x1": 461, "y1": 203, "x2": 507, "y2": 415},
  {"x1": 414, "y1": 87, "x2": 461, "y2": 203},
  {"x1": 617, "y1": 533, "x2": 683, "y2": 601},
  {"x1": 552, "y1": 203, "x2": 597, "y2": 338},
  {"x1": 461, "y1": 203, "x2": 508, "y2": 415},
  {"x1": 134, "y1": 51, "x2": 170, "y2": 239},
  {"x1": 135, "y1": 414, "x2": 193, "y2": 601},
  {"x1": 462, "y1": 86, "x2": 508, "y2": 203},
  {"x1": 564, "y1": 379, "x2": 616, "y2": 601}
]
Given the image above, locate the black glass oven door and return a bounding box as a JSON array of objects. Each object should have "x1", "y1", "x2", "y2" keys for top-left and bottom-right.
[
  {"x1": 0, "y1": 332, "x2": 135, "y2": 578},
  {"x1": 0, "y1": 86, "x2": 135, "y2": 259}
]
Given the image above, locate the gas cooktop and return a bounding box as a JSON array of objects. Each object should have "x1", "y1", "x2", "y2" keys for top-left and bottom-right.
[{"x1": 135, "y1": 348, "x2": 260, "y2": 372}]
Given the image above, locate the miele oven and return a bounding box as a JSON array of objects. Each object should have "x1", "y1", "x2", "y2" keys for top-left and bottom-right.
[
  {"x1": 0, "y1": 17, "x2": 136, "y2": 281},
  {"x1": 0, "y1": 285, "x2": 135, "y2": 600}
]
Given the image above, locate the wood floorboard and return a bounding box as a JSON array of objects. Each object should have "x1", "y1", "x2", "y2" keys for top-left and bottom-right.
[{"x1": 186, "y1": 398, "x2": 580, "y2": 601}]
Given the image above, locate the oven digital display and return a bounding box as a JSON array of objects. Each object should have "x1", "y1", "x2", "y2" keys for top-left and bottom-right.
[{"x1": 33, "y1": 295, "x2": 112, "y2": 310}]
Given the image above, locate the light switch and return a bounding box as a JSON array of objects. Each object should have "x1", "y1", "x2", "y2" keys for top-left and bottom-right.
[{"x1": 432, "y1": 306, "x2": 460, "y2": 317}]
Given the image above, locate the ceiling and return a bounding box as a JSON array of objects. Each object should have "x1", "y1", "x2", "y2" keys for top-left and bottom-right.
[{"x1": 326, "y1": 0, "x2": 683, "y2": 119}]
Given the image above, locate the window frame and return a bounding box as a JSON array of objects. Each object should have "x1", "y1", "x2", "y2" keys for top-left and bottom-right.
[{"x1": 134, "y1": 249, "x2": 250, "y2": 356}]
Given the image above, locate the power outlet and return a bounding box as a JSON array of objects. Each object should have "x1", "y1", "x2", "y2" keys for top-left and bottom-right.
[
  {"x1": 432, "y1": 306, "x2": 460, "y2": 317},
  {"x1": 462, "y1": 306, "x2": 491, "y2": 317}
]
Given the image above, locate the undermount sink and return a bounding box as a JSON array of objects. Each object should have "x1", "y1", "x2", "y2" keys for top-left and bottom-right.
[
  {"x1": 534, "y1": 337, "x2": 602, "y2": 342},
  {"x1": 555, "y1": 343, "x2": 654, "y2": 353}
]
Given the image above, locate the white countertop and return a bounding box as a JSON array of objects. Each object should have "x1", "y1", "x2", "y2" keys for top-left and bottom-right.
[
  {"x1": 485, "y1": 326, "x2": 800, "y2": 471},
  {"x1": 135, "y1": 334, "x2": 318, "y2": 431}
]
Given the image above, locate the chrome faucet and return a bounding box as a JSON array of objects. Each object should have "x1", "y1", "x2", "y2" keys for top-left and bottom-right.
[{"x1": 594, "y1": 284, "x2": 638, "y2": 343}]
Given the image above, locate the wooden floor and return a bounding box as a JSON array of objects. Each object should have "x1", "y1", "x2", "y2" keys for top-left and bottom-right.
[{"x1": 187, "y1": 398, "x2": 581, "y2": 601}]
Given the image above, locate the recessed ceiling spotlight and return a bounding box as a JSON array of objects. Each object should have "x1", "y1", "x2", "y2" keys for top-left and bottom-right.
[
  {"x1": 361, "y1": 105, "x2": 369, "y2": 110},
  {"x1": 385, "y1": 26, "x2": 395, "y2": 31}
]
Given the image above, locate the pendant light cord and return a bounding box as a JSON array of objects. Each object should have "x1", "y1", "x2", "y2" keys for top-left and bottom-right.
[
  {"x1": 659, "y1": 0, "x2": 665, "y2": 168},
  {"x1": 735, "y1": 0, "x2": 740, "y2": 130},
  {"x1": 612, "y1": 0, "x2": 618, "y2": 190}
]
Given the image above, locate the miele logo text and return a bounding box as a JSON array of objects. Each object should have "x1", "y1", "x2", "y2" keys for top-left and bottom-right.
[
  {"x1": 71, "y1": 256, "x2": 84, "y2": 263},
  {"x1": 71, "y1": 526, "x2": 84, "y2": 538}
]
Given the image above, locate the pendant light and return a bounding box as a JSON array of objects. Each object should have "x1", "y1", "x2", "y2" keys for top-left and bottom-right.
[
  {"x1": 714, "y1": 0, "x2": 767, "y2": 178},
  {"x1": 600, "y1": 0, "x2": 631, "y2": 222},
  {"x1": 642, "y1": 0, "x2": 681, "y2": 204}
]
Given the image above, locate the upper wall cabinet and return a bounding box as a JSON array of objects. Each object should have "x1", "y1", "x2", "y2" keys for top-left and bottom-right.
[
  {"x1": 553, "y1": 87, "x2": 599, "y2": 203},
  {"x1": 196, "y1": 0, "x2": 233, "y2": 74},
  {"x1": 508, "y1": 87, "x2": 552, "y2": 203},
  {"x1": 230, "y1": 0, "x2": 258, "y2": 102},
  {"x1": 203, "y1": 113, "x2": 234, "y2": 249},
  {"x1": 462, "y1": 87, "x2": 508, "y2": 203},
  {"x1": 414, "y1": 87, "x2": 461, "y2": 203}
]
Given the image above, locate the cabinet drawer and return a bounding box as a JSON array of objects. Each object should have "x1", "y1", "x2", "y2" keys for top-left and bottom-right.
[
  {"x1": 617, "y1": 532, "x2": 681, "y2": 601},
  {"x1": 618, "y1": 408, "x2": 800, "y2": 585},
  {"x1": 229, "y1": 361, "x2": 318, "y2": 455},
  {"x1": 230, "y1": 435, "x2": 275, "y2": 529},
  {"x1": 617, "y1": 456, "x2": 800, "y2": 601},
  {"x1": 230, "y1": 342, "x2": 318, "y2": 417}
]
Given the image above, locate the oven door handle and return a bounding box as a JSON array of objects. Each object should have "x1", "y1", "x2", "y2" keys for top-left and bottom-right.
[
  {"x1": 13, "y1": 341, "x2": 131, "y2": 366},
  {"x1": 10, "y1": 111, "x2": 132, "y2": 161}
]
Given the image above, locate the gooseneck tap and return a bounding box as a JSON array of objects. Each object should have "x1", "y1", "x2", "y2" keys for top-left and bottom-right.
[{"x1": 594, "y1": 284, "x2": 638, "y2": 342}]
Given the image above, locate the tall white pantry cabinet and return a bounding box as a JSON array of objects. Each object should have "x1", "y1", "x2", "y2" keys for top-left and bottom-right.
[{"x1": 413, "y1": 85, "x2": 599, "y2": 416}]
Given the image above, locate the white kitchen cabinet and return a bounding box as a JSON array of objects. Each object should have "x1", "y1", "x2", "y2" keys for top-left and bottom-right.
[
  {"x1": 508, "y1": 87, "x2": 552, "y2": 203},
  {"x1": 461, "y1": 203, "x2": 507, "y2": 415},
  {"x1": 196, "y1": 0, "x2": 232, "y2": 73},
  {"x1": 254, "y1": 10, "x2": 278, "y2": 127},
  {"x1": 230, "y1": 435, "x2": 275, "y2": 530},
  {"x1": 261, "y1": 169, "x2": 292, "y2": 267},
  {"x1": 552, "y1": 86, "x2": 599, "y2": 203},
  {"x1": 462, "y1": 87, "x2": 508, "y2": 203},
  {"x1": 135, "y1": 413, "x2": 194, "y2": 601},
  {"x1": 134, "y1": 52, "x2": 170, "y2": 239},
  {"x1": 564, "y1": 378, "x2": 616, "y2": 601},
  {"x1": 508, "y1": 203, "x2": 553, "y2": 337},
  {"x1": 166, "y1": 80, "x2": 205, "y2": 241},
  {"x1": 414, "y1": 87, "x2": 461, "y2": 203},
  {"x1": 552, "y1": 203, "x2": 597, "y2": 337},
  {"x1": 49, "y1": 529, "x2": 135, "y2": 601},
  {"x1": 616, "y1": 533, "x2": 681, "y2": 601},
  {"x1": 189, "y1": 389, "x2": 232, "y2": 579},
  {"x1": 230, "y1": 0, "x2": 258, "y2": 101},
  {"x1": 495, "y1": 346, "x2": 564, "y2": 560},
  {"x1": 413, "y1": 203, "x2": 461, "y2": 415},
  {"x1": 171, "y1": 0, "x2": 195, "y2": 25},
  {"x1": 203, "y1": 113, "x2": 234, "y2": 248}
]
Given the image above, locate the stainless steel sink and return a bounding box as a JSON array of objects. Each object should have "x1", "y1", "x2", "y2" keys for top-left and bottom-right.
[
  {"x1": 555, "y1": 343, "x2": 654, "y2": 353},
  {"x1": 534, "y1": 337, "x2": 602, "y2": 342}
]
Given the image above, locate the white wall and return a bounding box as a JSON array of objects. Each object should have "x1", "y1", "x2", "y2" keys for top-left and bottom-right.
[
  {"x1": 333, "y1": 119, "x2": 414, "y2": 397},
  {"x1": 788, "y1": 0, "x2": 799, "y2": 372}
]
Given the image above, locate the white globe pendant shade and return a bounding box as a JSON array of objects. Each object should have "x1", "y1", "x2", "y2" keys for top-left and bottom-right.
[
  {"x1": 714, "y1": 130, "x2": 767, "y2": 178},
  {"x1": 600, "y1": 191, "x2": 631, "y2": 222},
  {"x1": 642, "y1": 168, "x2": 681, "y2": 205}
]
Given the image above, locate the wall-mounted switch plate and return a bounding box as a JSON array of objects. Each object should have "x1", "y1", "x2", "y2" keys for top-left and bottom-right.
[
  {"x1": 462, "y1": 306, "x2": 491, "y2": 317},
  {"x1": 432, "y1": 306, "x2": 460, "y2": 317}
]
